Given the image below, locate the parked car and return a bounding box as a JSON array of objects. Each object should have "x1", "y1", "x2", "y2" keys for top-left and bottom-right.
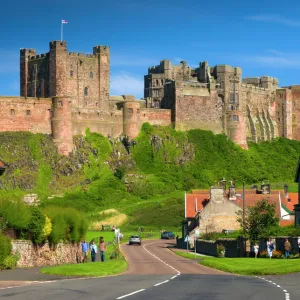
[
  {"x1": 129, "y1": 235, "x2": 142, "y2": 245},
  {"x1": 161, "y1": 231, "x2": 175, "y2": 239}
]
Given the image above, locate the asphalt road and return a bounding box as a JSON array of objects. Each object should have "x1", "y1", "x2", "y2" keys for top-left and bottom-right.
[{"x1": 0, "y1": 239, "x2": 293, "y2": 300}]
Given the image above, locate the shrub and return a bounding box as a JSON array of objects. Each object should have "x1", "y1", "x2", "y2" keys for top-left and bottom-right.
[
  {"x1": 0, "y1": 233, "x2": 12, "y2": 268},
  {"x1": 42, "y1": 215, "x2": 52, "y2": 239},
  {"x1": 259, "y1": 250, "x2": 283, "y2": 258},
  {"x1": 28, "y1": 207, "x2": 46, "y2": 244},
  {"x1": 3, "y1": 254, "x2": 19, "y2": 269},
  {"x1": 216, "y1": 244, "x2": 226, "y2": 257}
]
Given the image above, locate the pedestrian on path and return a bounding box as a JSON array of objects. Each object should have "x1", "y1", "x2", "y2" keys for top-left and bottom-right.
[
  {"x1": 284, "y1": 239, "x2": 291, "y2": 259},
  {"x1": 90, "y1": 240, "x2": 98, "y2": 262},
  {"x1": 267, "y1": 238, "x2": 274, "y2": 258},
  {"x1": 253, "y1": 243, "x2": 259, "y2": 258},
  {"x1": 81, "y1": 239, "x2": 89, "y2": 263},
  {"x1": 297, "y1": 237, "x2": 300, "y2": 255},
  {"x1": 99, "y1": 237, "x2": 107, "y2": 262}
]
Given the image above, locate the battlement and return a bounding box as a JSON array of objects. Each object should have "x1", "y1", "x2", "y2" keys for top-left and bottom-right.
[
  {"x1": 93, "y1": 45, "x2": 110, "y2": 55},
  {"x1": 50, "y1": 41, "x2": 67, "y2": 49},
  {"x1": 20, "y1": 48, "x2": 36, "y2": 56},
  {"x1": 216, "y1": 65, "x2": 242, "y2": 75},
  {"x1": 68, "y1": 52, "x2": 98, "y2": 58},
  {"x1": 28, "y1": 53, "x2": 49, "y2": 60}
]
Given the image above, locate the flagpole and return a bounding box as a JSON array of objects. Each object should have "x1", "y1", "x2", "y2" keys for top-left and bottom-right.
[{"x1": 61, "y1": 20, "x2": 63, "y2": 42}]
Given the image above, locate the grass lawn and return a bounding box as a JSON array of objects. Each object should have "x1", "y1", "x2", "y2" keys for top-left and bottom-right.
[
  {"x1": 40, "y1": 260, "x2": 128, "y2": 277},
  {"x1": 174, "y1": 251, "x2": 300, "y2": 275}
]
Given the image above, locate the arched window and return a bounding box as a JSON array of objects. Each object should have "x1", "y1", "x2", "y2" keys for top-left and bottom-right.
[
  {"x1": 90, "y1": 72, "x2": 93, "y2": 79},
  {"x1": 156, "y1": 79, "x2": 159, "y2": 86},
  {"x1": 84, "y1": 87, "x2": 88, "y2": 96},
  {"x1": 70, "y1": 70, "x2": 73, "y2": 77}
]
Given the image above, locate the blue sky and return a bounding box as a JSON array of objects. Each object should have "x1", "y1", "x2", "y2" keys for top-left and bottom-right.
[{"x1": 1, "y1": 0, "x2": 300, "y2": 98}]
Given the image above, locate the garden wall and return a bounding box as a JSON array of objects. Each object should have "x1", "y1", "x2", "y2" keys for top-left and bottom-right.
[{"x1": 12, "y1": 240, "x2": 83, "y2": 267}]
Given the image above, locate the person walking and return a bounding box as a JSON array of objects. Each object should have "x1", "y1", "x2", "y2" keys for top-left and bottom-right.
[
  {"x1": 99, "y1": 237, "x2": 107, "y2": 262},
  {"x1": 284, "y1": 238, "x2": 291, "y2": 259},
  {"x1": 298, "y1": 237, "x2": 300, "y2": 256},
  {"x1": 253, "y1": 243, "x2": 259, "y2": 258},
  {"x1": 267, "y1": 238, "x2": 274, "y2": 258},
  {"x1": 81, "y1": 239, "x2": 89, "y2": 263},
  {"x1": 90, "y1": 240, "x2": 98, "y2": 262}
]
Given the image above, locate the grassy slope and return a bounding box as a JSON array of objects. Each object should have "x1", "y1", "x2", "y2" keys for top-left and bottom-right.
[
  {"x1": 174, "y1": 251, "x2": 300, "y2": 275},
  {"x1": 1, "y1": 126, "x2": 300, "y2": 234}
]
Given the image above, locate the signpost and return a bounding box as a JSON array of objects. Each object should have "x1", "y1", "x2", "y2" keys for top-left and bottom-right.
[
  {"x1": 194, "y1": 229, "x2": 200, "y2": 257},
  {"x1": 184, "y1": 235, "x2": 190, "y2": 252}
]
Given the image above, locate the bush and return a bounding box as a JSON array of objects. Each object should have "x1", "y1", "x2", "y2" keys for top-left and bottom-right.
[
  {"x1": 217, "y1": 244, "x2": 226, "y2": 257},
  {"x1": 259, "y1": 250, "x2": 284, "y2": 258},
  {"x1": 42, "y1": 215, "x2": 52, "y2": 239},
  {"x1": 0, "y1": 233, "x2": 12, "y2": 268},
  {"x1": 28, "y1": 207, "x2": 46, "y2": 244},
  {"x1": 3, "y1": 254, "x2": 19, "y2": 269}
]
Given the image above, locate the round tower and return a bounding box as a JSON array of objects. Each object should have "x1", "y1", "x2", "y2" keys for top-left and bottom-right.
[
  {"x1": 226, "y1": 111, "x2": 247, "y2": 149},
  {"x1": 122, "y1": 96, "x2": 141, "y2": 138},
  {"x1": 51, "y1": 96, "x2": 73, "y2": 155}
]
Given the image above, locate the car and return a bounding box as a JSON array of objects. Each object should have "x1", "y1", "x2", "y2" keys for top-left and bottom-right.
[
  {"x1": 129, "y1": 235, "x2": 141, "y2": 245},
  {"x1": 161, "y1": 231, "x2": 175, "y2": 239}
]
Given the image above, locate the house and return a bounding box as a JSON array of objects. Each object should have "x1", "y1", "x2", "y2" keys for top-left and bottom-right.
[{"x1": 184, "y1": 182, "x2": 297, "y2": 237}]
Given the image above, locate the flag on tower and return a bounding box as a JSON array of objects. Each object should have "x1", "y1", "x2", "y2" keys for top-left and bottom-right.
[{"x1": 62, "y1": 20, "x2": 68, "y2": 24}]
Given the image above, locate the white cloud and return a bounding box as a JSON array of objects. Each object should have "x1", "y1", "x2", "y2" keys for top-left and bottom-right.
[
  {"x1": 239, "y1": 51, "x2": 300, "y2": 68},
  {"x1": 245, "y1": 14, "x2": 300, "y2": 27},
  {"x1": 110, "y1": 72, "x2": 144, "y2": 98}
]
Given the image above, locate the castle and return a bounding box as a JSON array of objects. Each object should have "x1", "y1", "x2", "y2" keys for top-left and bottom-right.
[{"x1": 0, "y1": 40, "x2": 299, "y2": 155}]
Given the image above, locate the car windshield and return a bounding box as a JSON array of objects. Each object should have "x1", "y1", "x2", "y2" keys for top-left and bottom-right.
[{"x1": 130, "y1": 236, "x2": 139, "y2": 238}]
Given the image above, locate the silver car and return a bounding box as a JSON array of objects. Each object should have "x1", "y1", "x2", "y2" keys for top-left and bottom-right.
[{"x1": 129, "y1": 235, "x2": 141, "y2": 245}]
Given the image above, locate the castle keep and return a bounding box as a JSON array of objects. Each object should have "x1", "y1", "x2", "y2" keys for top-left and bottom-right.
[{"x1": 0, "y1": 40, "x2": 299, "y2": 155}]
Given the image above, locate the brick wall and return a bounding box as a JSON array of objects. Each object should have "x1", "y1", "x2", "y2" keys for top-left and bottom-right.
[{"x1": 140, "y1": 108, "x2": 171, "y2": 126}]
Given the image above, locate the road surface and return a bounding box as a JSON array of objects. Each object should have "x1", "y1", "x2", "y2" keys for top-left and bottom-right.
[{"x1": 0, "y1": 239, "x2": 293, "y2": 300}]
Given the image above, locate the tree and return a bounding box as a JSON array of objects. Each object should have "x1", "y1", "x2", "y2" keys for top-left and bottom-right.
[{"x1": 237, "y1": 199, "x2": 279, "y2": 242}]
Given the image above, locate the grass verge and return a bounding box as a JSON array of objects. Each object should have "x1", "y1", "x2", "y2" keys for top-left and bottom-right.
[
  {"x1": 174, "y1": 251, "x2": 300, "y2": 275},
  {"x1": 40, "y1": 260, "x2": 128, "y2": 277}
]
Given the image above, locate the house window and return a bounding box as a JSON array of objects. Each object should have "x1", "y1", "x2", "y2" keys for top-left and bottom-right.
[
  {"x1": 26, "y1": 110, "x2": 31, "y2": 116},
  {"x1": 128, "y1": 108, "x2": 133, "y2": 113},
  {"x1": 233, "y1": 115, "x2": 239, "y2": 122},
  {"x1": 57, "y1": 101, "x2": 62, "y2": 107},
  {"x1": 90, "y1": 72, "x2": 93, "y2": 79},
  {"x1": 70, "y1": 70, "x2": 74, "y2": 77},
  {"x1": 84, "y1": 87, "x2": 88, "y2": 96},
  {"x1": 10, "y1": 109, "x2": 15, "y2": 116}
]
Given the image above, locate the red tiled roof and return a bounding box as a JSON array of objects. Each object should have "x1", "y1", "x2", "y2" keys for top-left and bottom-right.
[
  {"x1": 281, "y1": 193, "x2": 298, "y2": 212},
  {"x1": 0, "y1": 160, "x2": 6, "y2": 168},
  {"x1": 186, "y1": 193, "x2": 210, "y2": 218},
  {"x1": 234, "y1": 190, "x2": 281, "y2": 217}
]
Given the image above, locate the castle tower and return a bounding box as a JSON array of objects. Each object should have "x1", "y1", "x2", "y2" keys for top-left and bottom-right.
[
  {"x1": 93, "y1": 45, "x2": 110, "y2": 110},
  {"x1": 51, "y1": 96, "x2": 73, "y2": 155},
  {"x1": 49, "y1": 41, "x2": 68, "y2": 96},
  {"x1": 20, "y1": 48, "x2": 36, "y2": 97},
  {"x1": 122, "y1": 96, "x2": 141, "y2": 138}
]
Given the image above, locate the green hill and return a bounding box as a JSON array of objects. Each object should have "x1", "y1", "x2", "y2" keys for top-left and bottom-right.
[{"x1": 0, "y1": 124, "x2": 299, "y2": 231}]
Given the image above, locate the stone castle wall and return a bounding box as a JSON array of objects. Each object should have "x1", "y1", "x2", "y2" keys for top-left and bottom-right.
[{"x1": 12, "y1": 240, "x2": 82, "y2": 267}]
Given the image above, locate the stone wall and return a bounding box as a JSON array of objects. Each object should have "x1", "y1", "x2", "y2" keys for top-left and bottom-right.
[
  {"x1": 0, "y1": 97, "x2": 52, "y2": 134},
  {"x1": 12, "y1": 240, "x2": 82, "y2": 268}
]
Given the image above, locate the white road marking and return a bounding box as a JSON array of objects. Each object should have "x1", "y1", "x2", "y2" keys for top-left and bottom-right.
[
  {"x1": 154, "y1": 280, "x2": 169, "y2": 286},
  {"x1": 116, "y1": 289, "x2": 145, "y2": 299},
  {"x1": 170, "y1": 275, "x2": 177, "y2": 279},
  {"x1": 255, "y1": 276, "x2": 291, "y2": 300}
]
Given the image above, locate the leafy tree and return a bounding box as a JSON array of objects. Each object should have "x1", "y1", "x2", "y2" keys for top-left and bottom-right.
[
  {"x1": 28, "y1": 207, "x2": 46, "y2": 244},
  {"x1": 237, "y1": 199, "x2": 279, "y2": 242}
]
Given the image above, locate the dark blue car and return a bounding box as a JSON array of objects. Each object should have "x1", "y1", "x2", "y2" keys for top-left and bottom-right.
[{"x1": 161, "y1": 231, "x2": 175, "y2": 239}]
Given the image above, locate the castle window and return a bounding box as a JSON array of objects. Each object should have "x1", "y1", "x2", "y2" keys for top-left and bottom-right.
[
  {"x1": 10, "y1": 109, "x2": 15, "y2": 116},
  {"x1": 156, "y1": 79, "x2": 159, "y2": 86},
  {"x1": 26, "y1": 110, "x2": 31, "y2": 116},
  {"x1": 70, "y1": 70, "x2": 74, "y2": 77},
  {"x1": 128, "y1": 108, "x2": 133, "y2": 113},
  {"x1": 90, "y1": 72, "x2": 93, "y2": 79},
  {"x1": 58, "y1": 101, "x2": 62, "y2": 107},
  {"x1": 84, "y1": 87, "x2": 88, "y2": 96},
  {"x1": 233, "y1": 115, "x2": 239, "y2": 122}
]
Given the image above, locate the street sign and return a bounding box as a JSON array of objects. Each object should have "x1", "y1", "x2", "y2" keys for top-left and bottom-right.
[
  {"x1": 184, "y1": 235, "x2": 190, "y2": 242},
  {"x1": 195, "y1": 229, "x2": 200, "y2": 237}
]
